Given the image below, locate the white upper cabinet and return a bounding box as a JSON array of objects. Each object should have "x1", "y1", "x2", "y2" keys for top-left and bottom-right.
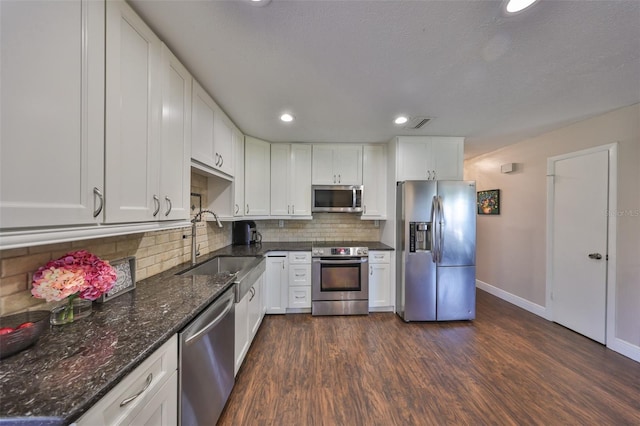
[
  {"x1": 191, "y1": 80, "x2": 233, "y2": 177},
  {"x1": 0, "y1": 0, "x2": 105, "y2": 228},
  {"x1": 159, "y1": 44, "x2": 192, "y2": 220},
  {"x1": 244, "y1": 136, "x2": 270, "y2": 216},
  {"x1": 396, "y1": 136, "x2": 464, "y2": 181},
  {"x1": 362, "y1": 144, "x2": 387, "y2": 219},
  {"x1": 312, "y1": 145, "x2": 363, "y2": 185},
  {"x1": 105, "y1": 0, "x2": 162, "y2": 223},
  {"x1": 271, "y1": 144, "x2": 312, "y2": 216},
  {"x1": 213, "y1": 107, "x2": 234, "y2": 176},
  {"x1": 233, "y1": 130, "x2": 245, "y2": 217}
]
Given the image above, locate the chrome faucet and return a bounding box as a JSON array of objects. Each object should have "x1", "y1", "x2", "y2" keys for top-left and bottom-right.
[{"x1": 191, "y1": 209, "x2": 223, "y2": 265}]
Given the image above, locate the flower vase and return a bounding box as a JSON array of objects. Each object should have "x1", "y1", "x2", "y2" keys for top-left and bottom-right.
[{"x1": 50, "y1": 296, "x2": 93, "y2": 325}]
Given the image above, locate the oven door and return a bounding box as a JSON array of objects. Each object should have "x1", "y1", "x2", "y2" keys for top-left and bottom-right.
[{"x1": 312, "y1": 257, "x2": 369, "y2": 301}]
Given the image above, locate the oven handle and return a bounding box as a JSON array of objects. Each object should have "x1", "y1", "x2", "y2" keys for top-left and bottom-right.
[{"x1": 313, "y1": 258, "x2": 368, "y2": 264}]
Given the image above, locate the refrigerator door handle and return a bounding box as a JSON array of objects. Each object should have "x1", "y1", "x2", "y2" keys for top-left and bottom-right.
[
  {"x1": 437, "y1": 196, "x2": 444, "y2": 262},
  {"x1": 431, "y1": 196, "x2": 438, "y2": 263}
]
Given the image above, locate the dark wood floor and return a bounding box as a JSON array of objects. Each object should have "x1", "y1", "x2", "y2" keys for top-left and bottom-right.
[{"x1": 219, "y1": 290, "x2": 640, "y2": 425}]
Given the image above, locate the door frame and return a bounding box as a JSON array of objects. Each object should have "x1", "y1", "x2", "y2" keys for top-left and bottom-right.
[{"x1": 546, "y1": 143, "x2": 617, "y2": 346}]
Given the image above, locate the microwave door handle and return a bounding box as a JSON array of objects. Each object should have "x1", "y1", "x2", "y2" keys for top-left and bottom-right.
[{"x1": 353, "y1": 188, "x2": 356, "y2": 209}]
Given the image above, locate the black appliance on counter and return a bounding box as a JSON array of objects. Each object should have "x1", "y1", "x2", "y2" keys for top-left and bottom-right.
[{"x1": 232, "y1": 220, "x2": 261, "y2": 245}]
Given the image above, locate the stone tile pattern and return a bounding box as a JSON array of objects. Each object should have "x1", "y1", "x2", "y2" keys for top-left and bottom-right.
[{"x1": 258, "y1": 213, "x2": 381, "y2": 242}]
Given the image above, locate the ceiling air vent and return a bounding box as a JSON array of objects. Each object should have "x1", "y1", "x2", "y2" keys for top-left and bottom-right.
[{"x1": 404, "y1": 117, "x2": 432, "y2": 130}]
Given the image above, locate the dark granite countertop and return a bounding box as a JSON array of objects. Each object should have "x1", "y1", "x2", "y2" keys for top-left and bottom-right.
[{"x1": 0, "y1": 241, "x2": 393, "y2": 423}]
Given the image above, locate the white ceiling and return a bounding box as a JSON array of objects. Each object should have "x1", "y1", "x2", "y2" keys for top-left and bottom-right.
[{"x1": 129, "y1": 0, "x2": 640, "y2": 159}]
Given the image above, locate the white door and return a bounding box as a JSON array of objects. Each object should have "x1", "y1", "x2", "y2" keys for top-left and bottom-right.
[{"x1": 550, "y1": 149, "x2": 609, "y2": 343}]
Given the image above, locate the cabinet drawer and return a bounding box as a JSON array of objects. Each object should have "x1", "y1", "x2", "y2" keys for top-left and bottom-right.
[
  {"x1": 368, "y1": 251, "x2": 390, "y2": 264},
  {"x1": 77, "y1": 336, "x2": 178, "y2": 426},
  {"x1": 288, "y1": 264, "x2": 311, "y2": 286},
  {"x1": 288, "y1": 286, "x2": 311, "y2": 308},
  {"x1": 289, "y1": 251, "x2": 311, "y2": 264}
]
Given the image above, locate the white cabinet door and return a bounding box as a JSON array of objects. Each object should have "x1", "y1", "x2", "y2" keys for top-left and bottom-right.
[
  {"x1": 271, "y1": 144, "x2": 311, "y2": 216},
  {"x1": 290, "y1": 144, "x2": 312, "y2": 216},
  {"x1": 128, "y1": 371, "x2": 178, "y2": 426},
  {"x1": 311, "y1": 145, "x2": 335, "y2": 184},
  {"x1": 397, "y1": 138, "x2": 431, "y2": 180},
  {"x1": 213, "y1": 108, "x2": 233, "y2": 176},
  {"x1": 270, "y1": 144, "x2": 290, "y2": 216},
  {"x1": 191, "y1": 80, "x2": 216, "y2": 168},
  {"x1": 159, "y1": 44, "x2": 191, "y2": 221},
  {"x1": 312, "y1": 145, "x2": 362, "y2": 185},
  {"x1": 244, "y1": 137, "x2": 270, "y2": 216},
  {"x1": 234, "y1": 290, "x2": 249, "y2": 376},
  {"x1": 369, "y1": 251, "x2": 392, "y2": 309},
  {"x1": 266, "y1": 254, "x2": 288, "y2": 314},
  {"x1": 0, "y1": 0, "x2": 105, "y2": 228},
  {"x1": 334, "y1": 145, "x2": 363, "y2": 185},
  {"x1": 105, "y1": 0, "x2": 162, "y2": 223},
  {"x1": 397, "y1": 137, "x2": 464, "y2": 181},
  {"x1": 233, "y1": 130, "x2": 245, "y2": 217},
  {"x1": 430, "y1": 137, "x2": 464, "y2": 180},
  {"x1": 248, "y1": 274, "x2": 264, "y2": 338},
  {"x1": 362, "y1": 144, "x2": 387, "y2": 218}
]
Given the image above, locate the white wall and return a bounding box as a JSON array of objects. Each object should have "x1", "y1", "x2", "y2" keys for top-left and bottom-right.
[{"x1": 465, "y1": 103, "x2": 640, "y2": 349}]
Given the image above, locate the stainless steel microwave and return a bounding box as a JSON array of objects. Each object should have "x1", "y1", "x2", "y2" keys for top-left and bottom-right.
[{"x1": 312, "y1": 185, "x2": 363, "y2": 213}]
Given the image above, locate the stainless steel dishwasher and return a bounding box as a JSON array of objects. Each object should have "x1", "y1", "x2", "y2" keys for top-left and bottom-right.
[{"x1": 179, "y1": 286, "x2": 235, "y2": 426}]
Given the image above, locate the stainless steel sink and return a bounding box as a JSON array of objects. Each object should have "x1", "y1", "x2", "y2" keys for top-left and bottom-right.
[{"x1": 178, "y1": 256, "x2": 265, "y2": 302}]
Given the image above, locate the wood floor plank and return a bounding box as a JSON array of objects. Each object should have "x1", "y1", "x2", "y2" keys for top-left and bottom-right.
[{"x1": 218, "y1": 290, "x2": 640, "y2": 425}]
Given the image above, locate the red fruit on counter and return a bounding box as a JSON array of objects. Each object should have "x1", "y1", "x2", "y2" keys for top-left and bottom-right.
[
  {"x1": 17, "y1": 322, "x2": 34, "y2": 329},
  {"x1": 0, "y1": 327, "x2": 14, "y2": 335}
]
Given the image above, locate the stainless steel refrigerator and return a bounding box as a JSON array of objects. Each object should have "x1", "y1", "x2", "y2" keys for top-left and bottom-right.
[{"x1": 396, "y1": 180, "x2": 476, "y2": 321}]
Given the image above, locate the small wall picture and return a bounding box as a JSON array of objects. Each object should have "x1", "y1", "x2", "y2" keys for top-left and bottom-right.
[{"x1": 477, "y1": 189, "x2": 500, "y2": 215}]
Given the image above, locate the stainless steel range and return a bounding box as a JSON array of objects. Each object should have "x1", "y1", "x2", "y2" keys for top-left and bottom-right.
[{"x1": 311, "y1": 245, "x2": 369, "y2": 316}]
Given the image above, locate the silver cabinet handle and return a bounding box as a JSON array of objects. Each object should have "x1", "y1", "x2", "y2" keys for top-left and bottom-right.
[
  {"x1": 287, "y1": 205, "x2": 290, "y2": 214},
  {"x1": 370, "y1": 266, "x2": 373, "y2": 276},
  {"x1": 427, "y1": 170, "x2": 431, "y2": 180},
  {"x1": 333, "y1": 175, "x2": 336, "y2": 184},
  {"x1": 432, "y1": 170, "x2": 436, "y2": 180},
  {"x1": 246, "y1": 204, "x2": 249, "y2": 214},
  {"x1": 235, "y1": 204, "x2": 239, "y2": 214},
  {"x1": 152, "y1": 195, "x2": 160, "y2": 217},
  {"x1": 295, "y1": 273, "x2": 305, "y2": 277},
  {"x1": 93, "y1": 187, "x2": 103, "y2": 218},
  {"x1": 164, "y1": 196, "x2": 172, "y2": 216},
  {"x1": 338, "y1": 174, "x2": 341, "y2": 183},
  {"x1": 363, "y1": 205, "x2": 367, "y2": 214},
  {"x1": 215, "y1": 153, "x2": 220, "y2": 166},
  {"x1": 249, "y1": 286, "x2": 256, "y2": 302},
  {"x1": 588, "y1": 253, "x2": 603, "y2": 260},
  {"x1": 292, "y1": 205, "x2": 295, "y2": 214},
  {"x1": 219, "y1": 155, "x2": 223, "y2": 168},
  {"x1": 120, "y1": 373, "x2": 153, "y2": 407}
]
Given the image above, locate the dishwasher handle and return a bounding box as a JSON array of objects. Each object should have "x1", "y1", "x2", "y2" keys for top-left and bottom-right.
[{"x1": 183, "y1": 290, "x2": 234, "y2": 346}]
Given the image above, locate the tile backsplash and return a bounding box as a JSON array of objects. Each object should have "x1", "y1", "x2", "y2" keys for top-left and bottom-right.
[{"x1": 0, "y1": 171, "x2": 381, "y2": 315}]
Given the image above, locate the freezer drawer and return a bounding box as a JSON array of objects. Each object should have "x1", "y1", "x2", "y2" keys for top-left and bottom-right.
[{"x1": 437, "y1": 266, "x2": 476, "y2": 320}]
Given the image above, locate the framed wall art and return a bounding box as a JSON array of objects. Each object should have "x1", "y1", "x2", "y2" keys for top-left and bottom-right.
[
  {"x1": 477, "y1": 189, "x2": 500, "y2": 215},
  {"x1": 96, "y1": 256, "x2": 136, "y2": 303}
]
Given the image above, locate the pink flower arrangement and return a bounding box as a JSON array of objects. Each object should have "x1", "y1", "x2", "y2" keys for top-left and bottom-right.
[{"x1": 31, "y1": 250, "x2": 117, "y2": 302}]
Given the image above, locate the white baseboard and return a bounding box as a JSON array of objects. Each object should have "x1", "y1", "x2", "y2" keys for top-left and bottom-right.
[
  {"x1": 608, "y1": 337, "x2": 640, "y2": 363},
  {"x1": 476, "y1": 279, "x2": 547, "y2": 318},
  {"x1": 476, "y1": 279, "x2": 640, "y2": 364}
]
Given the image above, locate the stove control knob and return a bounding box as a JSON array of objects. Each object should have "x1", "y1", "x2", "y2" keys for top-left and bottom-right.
[{"x1": 362, "y1": 248, "x2": 368, "y2": 255}]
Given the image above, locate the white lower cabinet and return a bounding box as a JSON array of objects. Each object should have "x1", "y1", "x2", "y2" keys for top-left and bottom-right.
[
  {"x1": 235, "y1": 271, "x2": 266, "y2": 376},
  {"x1": 234, "y1": 289, "x2": 250, "y2": 376},
  {"x1": 287, "y1": 251, "x2": 312, "y2": 310},
  {"x1": 77, "y1": 336, "x2": 178, "y2": 426},
  {"x1": 265, "y1": 253, "x2": 288, "y2": 314},
  {"x1": 368, "y1": 251, "x2": 393, "y2": 311}
]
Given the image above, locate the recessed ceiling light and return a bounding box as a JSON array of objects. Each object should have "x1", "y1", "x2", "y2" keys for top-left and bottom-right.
[
  {"x1": 505, "y1": 0, "x2": 539, "y2": 13},
  {"x1": 280, "y1": 113, "x2": 294, "y2": 123},
  {"x1": 394, "y1": 116, "x2": 408, "y2": 125},
  {"x1": 249, "y1": 0, "x2": 271, "y2": 6}
]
